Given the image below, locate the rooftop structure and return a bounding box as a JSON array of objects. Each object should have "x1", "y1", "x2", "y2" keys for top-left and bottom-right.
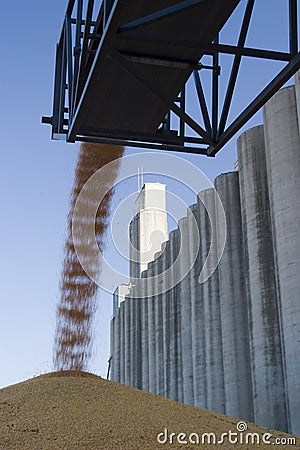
[{"x1": 42, "y1": 0, "x2": 300, "y2": 155}]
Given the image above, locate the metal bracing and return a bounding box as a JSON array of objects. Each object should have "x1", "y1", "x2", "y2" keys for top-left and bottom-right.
[{"x1": 42, "y1": 0, "x2": 300, "y2": 156}]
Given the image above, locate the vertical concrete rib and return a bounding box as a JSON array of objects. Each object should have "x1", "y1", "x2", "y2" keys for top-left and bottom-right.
[
  {"x1": 169, "y1": 229, "x2": 183, "y2": 402},
  {"x1": 113, "y1": 308, "x2": 121, "y2": 383},
  {"x1": 215, "y1": 172, "x2": 253, "y2": 421},
  {"x1": 263, "y1": 86, "x2": 300, "y2": 435},
  {"x1": 141, "y1": 271, "x2": 149, "y2": 391},
  {"x1": 178, "y1": 216, "x2": 194, "y2": 405},
  {"x1": 294, "y1": 70, "x2": 300, "y2": 133},
  {"x1": 166, "y1": 234, "x2": 177, "y2": 401},
  {"x1": 124, "y1": 296, "x2": 131, "y2": 386},
  {"x1": 129, "y1": 289, "x2": 136, "y2": 388},
  {"x1": 147, "y1": 261, "x2": 157, "y2": 393},
  {"x1": 197, "y1": 188, "x2": 225, "y2": 414},
  {"x1": 129, "y1": 214, "x2": 140, "y2": 280},
  {"x1": 188, "y1": 203, "x2": 206, "y2": 409},
  {"x1": 134, "y1": 285, "x2": 143, "y2": 390},
  {"x1": 154, "y1": 249, "x2": 165, "y2": 396},
  {"x1": 119, "y1": 301, "x2": 125, "y2": 384},
  {"x1": 125, "y1": 287, "x2": 136, "y2": 386},
  {"x1": 110, "y1": 317, "x2": 115, "y2": 381},
  {"x1": 161, "y1": 241, "x2": 171, "y2": 398},
  {"x1": 238, "y1": 125, "x2": 287, "y2": 430}
]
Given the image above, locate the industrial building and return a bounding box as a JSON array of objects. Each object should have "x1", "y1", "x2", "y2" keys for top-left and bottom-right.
[
  {"x1": 129, "y1": 182, "x2": 168, "y2": 278},
  {"x1": 110, "y1": 82, "x2": 300, "y2": 436}
]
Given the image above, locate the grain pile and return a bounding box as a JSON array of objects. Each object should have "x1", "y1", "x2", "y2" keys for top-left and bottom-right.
[
  {"x1": 53, "y1": 143, "x2": 124, "y2": 371},
  {"x1": 0, "y1": 371, "x2": 298, "y2": 450}
]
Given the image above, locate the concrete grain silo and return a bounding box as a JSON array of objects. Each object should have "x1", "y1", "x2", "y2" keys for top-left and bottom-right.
[
  {"x1": 238, "y1": 125, "x2": 287, "y2": 431},
  {"x1": 188, "y1": 204, "x2": 207, "y2": 409},
  {"x1": 263, "y1": 86, "x2": 300, "y2": 435},
  {"x1": 215, "y1": 172, "x2": 253, "y2": 421},
  {"x1": 198, "y1": 189, "x2": 225, "y2": 414}
]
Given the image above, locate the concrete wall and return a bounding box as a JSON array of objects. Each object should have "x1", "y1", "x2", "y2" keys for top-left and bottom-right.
[{"x1": 110, "y1": 85, "x2": 300, "y2": 435}]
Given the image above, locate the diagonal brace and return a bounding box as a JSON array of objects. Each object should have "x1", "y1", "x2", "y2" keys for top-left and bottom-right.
[{"x1": 110, "y1": 49, "x2": 215, "y2": 145}]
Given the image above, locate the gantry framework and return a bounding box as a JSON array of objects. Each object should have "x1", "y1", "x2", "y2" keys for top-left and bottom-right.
[{"x1": 42, "y1": 0, "x2": 300, "y2": 156}]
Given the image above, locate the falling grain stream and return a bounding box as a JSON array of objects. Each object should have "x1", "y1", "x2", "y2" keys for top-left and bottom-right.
[{"x1": 53, "y1": 143, "x2": 124, "y2": 371}]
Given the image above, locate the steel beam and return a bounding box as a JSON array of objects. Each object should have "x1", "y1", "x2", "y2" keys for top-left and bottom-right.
[
  {"x1": 118, "y1": 33, "x2": 292, "y2": 61},
  {"x1": 74, "y1": 1, "x2": 95, "y2": 108},
  {"x1": 118, "y1": 0, "x2": 209, "y2": 33},
  {"x1": 78, "y1": 126, "x2": 207, "y2": 145},
  {"x1": 193, "y1": 70, "x2": 212, "y2": 135},
  {"x1": 58, "y1": 35, "x2": 67, "y2": 134},
  {"x1": 65, "y1": 15, "x2": 74, "y2": 121},
  {"x1": 212, "y1": 35, "x2": 219, "y2": 141},
  {"x1": 76, "y1": 135, "x2": 208, "y2": 153},
  {"x1": 52, "y1": 44, "x2": 63, "y2": 135},
  {"x1": 208, "y1": 53, "x2": 300, "y2": 156},
  {"x1": 121, "y1": 52, "x2": 204, "y2": 70},
  {"x1": 289, "y1": 0, "x2": 298, "y2": 55}
]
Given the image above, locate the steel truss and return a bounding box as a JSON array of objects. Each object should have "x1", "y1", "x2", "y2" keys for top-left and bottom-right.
[{"x1": 42, "y1": 0, "x2": 300, "y2": 156}]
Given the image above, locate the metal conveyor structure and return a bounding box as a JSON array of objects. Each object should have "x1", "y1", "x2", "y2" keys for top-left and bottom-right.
[{"x1": 42, "y1": 0, "x2": 300, "y2": 156}]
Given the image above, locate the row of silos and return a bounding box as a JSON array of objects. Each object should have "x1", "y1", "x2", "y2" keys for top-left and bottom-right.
[{"x1": 110, "y1": 85, "x2": 300, "y2": 435}]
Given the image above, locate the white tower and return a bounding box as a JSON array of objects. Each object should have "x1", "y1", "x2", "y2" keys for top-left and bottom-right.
[{"x1": 130, "y1": 182, "x2": 168, "y2": 278}]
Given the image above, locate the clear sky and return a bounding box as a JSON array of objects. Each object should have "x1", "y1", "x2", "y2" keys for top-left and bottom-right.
[{"x1": 0, "y1": 0, "x2": 298, "y2": 388}]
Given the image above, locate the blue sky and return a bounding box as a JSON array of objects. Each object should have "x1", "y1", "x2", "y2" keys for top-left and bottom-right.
[{"x1": 0, "y1": 0, "x2": 298, "y2": 388}]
